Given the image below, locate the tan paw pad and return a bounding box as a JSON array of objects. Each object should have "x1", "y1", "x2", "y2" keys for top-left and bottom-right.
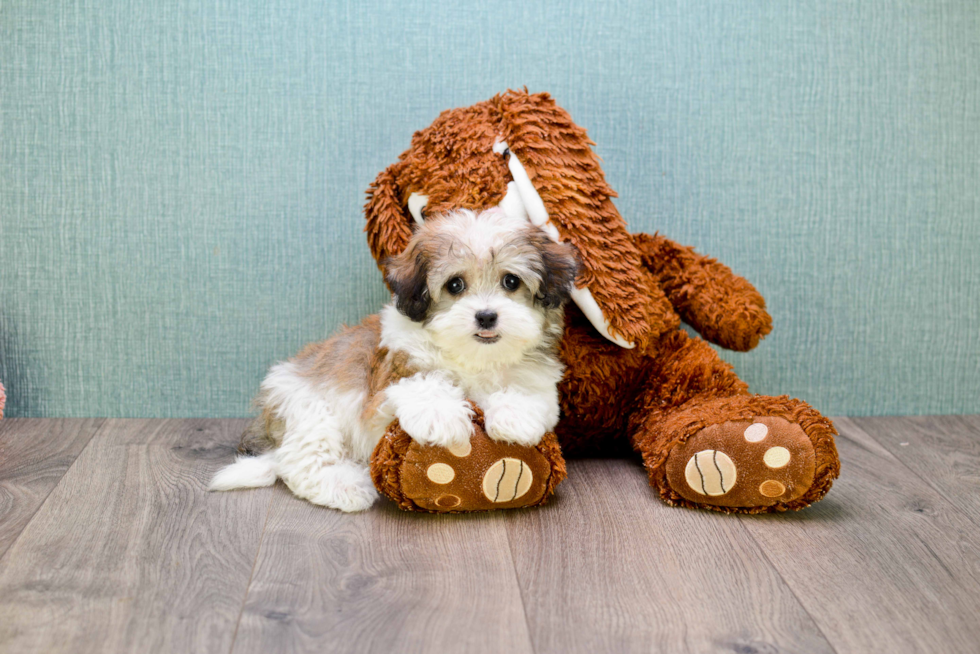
[
  {"x1": 483, "y1": 458, "x2": 533, "y2": 503},
  {"x1": 447, "y1": 440, "x2": 472, "y2": 457},
  {"x1": 759, "y1": 480, "x2": 786, "y2": 497},
  {"x1": 764, "y1": 446, "x2": 791, "y2": 468},
  {"x1": 684, "y1": 450, "x2": 737, "y2": 496},
  {"x1": 435, "y1": 494, "x2": 461, "y2": 508},
  {"x1": 426, "y1": 463, "x2": 455, "y2": 484}
]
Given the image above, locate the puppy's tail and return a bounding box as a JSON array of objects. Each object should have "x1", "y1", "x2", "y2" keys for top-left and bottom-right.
[{"x1": 209, "y1": 452, "x2": 277, "y2": 491}]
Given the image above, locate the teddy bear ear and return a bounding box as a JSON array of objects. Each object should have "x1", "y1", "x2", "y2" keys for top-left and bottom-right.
[
  {"x1": 497, "y1": 91, "x2": 678, "y2": 350},
  {"x1": 364, "y1": 163, "x2": 415, "y2": 273}
]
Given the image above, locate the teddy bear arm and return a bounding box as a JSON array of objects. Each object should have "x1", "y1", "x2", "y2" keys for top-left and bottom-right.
[{"x1": 632, "y1": 232, "x2": 772, "y2": 352}]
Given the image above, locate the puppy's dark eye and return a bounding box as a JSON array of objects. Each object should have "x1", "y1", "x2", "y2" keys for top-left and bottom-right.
[
  {"x1": 502, "y1": 274, "x2": 521, "y2": 291},
  {"x1": 446, "y1": 277, "x2": 466, "y2": 295}
]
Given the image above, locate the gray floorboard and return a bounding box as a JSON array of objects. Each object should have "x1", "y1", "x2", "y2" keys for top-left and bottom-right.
[
  {"x1": 504, "y1": 459, "x2": 836, "y2": 654},
  {"x1": 0, "y1": 418, "x2": 104, "y2": 558},
  {"x1": 0, "y1": 417, "x2": 978, "y2": 654},
  {"x1": 852, "y1": 415, "x2": 980, "y2": 527},
  {"x1": 738, "y1": 417, "x2": 980, "y2": 654},
  {"x1": 232, "y1": 487, "x2": 534, "y2": 654},
  {"x1": 0, "y1": 419, "x2": 270, "y2": 654}
]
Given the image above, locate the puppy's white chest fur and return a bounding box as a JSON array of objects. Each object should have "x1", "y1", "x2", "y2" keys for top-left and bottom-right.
[{"x1": 379, "y1": 305, "x2": 564, "y2": 451}]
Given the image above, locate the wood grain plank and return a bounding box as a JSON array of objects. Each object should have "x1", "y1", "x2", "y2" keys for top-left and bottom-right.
[
  {"x1": 505, "y1": 459, "x2": 835, "y2": 654},
  {"x1": 232, "y1": 490, "x2": 534, "y2": 654},
  {"x1": 0, "y1": 418, "x2": 273, "y2": 654},
  {"x1": 0, "y1": 418, "x2": 104, "y2": 558},
  {"x1": 739, "y1": 418, "x2": 980, "y2": 654},
  {"x1": 851, "y1": 415, "x2": 980, "y2": 527}
]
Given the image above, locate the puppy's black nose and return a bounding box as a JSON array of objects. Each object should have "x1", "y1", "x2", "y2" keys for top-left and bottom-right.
[{"x1": 475, "y1": 310, "x2": 498, "y2": 329}]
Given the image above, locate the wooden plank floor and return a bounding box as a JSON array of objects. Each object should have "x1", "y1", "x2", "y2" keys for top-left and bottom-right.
[{"x1": 0, "y1": 416, "x2": 978, "y2": 654}]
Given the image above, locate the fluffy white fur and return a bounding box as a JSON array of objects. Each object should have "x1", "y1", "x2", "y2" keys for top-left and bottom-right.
[
  {"x1": 209, "y1": 452, "x2": 277, "y2": 491},
  {"x1": 380, "y1": 305, "x2": 564, "y2": 448},
  {"x1": 210, "y1": 209, "x2": 571, "y2": 513}
]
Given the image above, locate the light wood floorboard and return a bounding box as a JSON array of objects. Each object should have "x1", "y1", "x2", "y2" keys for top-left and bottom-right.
[
  {"x1": 232, "y1": 487, "x2": 534, "y2": 654},
  {"x1": 0, "y1": 418, "x2": 104, "y2": 558},
  {"x1": 738, "y1": 418, "x2": 980, "y2": 654},
  {"x1": 504, "y1": 458, "x2": 836, "y2": 654},
  {"x1": 0, "y1": 417, "x2": 978, "y2": 654},
  {"x1": 0, "y1": 418, "x2": 271, "y2": 654},
  {"x1": 852, "y1": 415, "x2": 980, "y2": 527}
]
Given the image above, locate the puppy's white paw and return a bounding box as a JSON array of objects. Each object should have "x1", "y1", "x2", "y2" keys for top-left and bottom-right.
[
  {"x1": 485, "y1": 405, "x2": 546, "y2": 447},
  {"x1": 321, "y1": 482, "x2": 378, "y2": 513},
  {"x1": 283, "y1": 460, "x2": 378, "y2": 513},
  {"x1": 386, "y1": 373, "x2": 475, "y2": 449},
  {"x1": 399, "y1": 398, "x2": 475, "y2": 449}
]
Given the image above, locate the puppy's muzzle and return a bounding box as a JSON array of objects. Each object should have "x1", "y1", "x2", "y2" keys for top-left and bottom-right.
[{"x1": 475, "y1": 310, "x2": 498, "y2": 330}]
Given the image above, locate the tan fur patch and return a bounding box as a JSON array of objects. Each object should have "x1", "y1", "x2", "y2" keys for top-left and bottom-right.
[
  {"x1": 297, "y1": 315, "x2": 383, "y2": 392},
  {"x1": 238, "y1": 404, "x2": 284, "y2": 454},
  {"x1": 239, "y1": 313, "x2": 419, "y2": 454},
  {"x1": 362, "y1": 347, "x2": 416, "y2": 422}
]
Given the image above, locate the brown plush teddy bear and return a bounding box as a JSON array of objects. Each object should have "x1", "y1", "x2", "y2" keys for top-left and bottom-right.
[{"x1": 367, "y1": 90, "x2": 839, "y2": 514}]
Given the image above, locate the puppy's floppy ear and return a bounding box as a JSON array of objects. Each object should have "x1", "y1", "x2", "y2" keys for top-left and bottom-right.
[
  {"x1": 532, "y1": 235, "x2": 580, "y2": 310},
  {"x1": 384, "y1": 242, "x2": 431, "y2": 322}
]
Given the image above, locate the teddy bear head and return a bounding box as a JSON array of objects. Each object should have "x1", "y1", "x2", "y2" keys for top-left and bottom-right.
[{"x1": 364, "y1": 90, "x2": 676, "y2": 350}]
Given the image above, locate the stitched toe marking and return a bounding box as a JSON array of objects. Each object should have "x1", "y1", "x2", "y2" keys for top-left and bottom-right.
[{"x1": 684, "y1": 450, "x2": 737, "y2": 496}]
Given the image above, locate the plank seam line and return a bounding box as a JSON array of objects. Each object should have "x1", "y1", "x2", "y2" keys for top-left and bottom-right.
[
  {"x1": 736, "y1": 518, "x2": 840, "y2": 654},
  {"x1": 504, "y1": 513, "x2": 538, "y2": 654},
  {"x1": 227, "y1": 486, "x2": 276, "y2": 654},
  {"x1": 842, "y1": 417, "x2": 980, "y2": 531},
  {"x1": 0, "y1": 418, "x2": 106, "y2": 564}
]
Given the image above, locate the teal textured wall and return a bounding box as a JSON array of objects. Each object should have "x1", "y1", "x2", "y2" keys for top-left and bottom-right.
[{"x1": 1, "y1": 1, "x2": 978, "y2": 418}]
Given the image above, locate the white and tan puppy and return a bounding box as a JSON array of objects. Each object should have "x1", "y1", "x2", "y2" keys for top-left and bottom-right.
[{"x1": 210, "y1": 208, "x2": 578, "y2": 512}]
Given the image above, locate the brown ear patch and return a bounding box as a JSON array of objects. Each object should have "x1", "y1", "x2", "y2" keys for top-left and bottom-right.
[
  {"x1": 384, "y1": 242, "x2": 431, "y2": 322},
  {"x1": 531, "y1": 232, "x2": 580, "y2": 309}
]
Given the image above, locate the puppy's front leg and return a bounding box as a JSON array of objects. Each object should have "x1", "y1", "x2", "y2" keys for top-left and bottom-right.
[
  {"x1": 385, "y1": 372, "x2": 475, "y2": 448},
  {"x1": 483, "y1": 388, "x2": 560, "y2": 447}
]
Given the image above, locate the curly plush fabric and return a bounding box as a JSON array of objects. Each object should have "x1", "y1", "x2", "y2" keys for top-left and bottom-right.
[
  {"x1": 365, "y1": 92, "x2": 678, "y2": 351},
  {"x1": 364, "y1": 90, "x2": 840, "y2": 513}
]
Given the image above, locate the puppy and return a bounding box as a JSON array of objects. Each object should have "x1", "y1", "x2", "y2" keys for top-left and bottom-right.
[{"x1": 210, "y1": 208, "x2": 579, "y2": 512}]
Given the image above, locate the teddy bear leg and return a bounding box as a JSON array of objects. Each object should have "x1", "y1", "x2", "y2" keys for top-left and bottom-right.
[{"x1": 627, "y1": 335, "x2": 840, "y2": 513}]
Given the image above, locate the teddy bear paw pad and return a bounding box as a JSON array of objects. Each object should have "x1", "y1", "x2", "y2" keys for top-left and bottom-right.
[
  {"x1": 666, "y1": 417, "x2": 816, "y2": 508},
  {"x1": 397, "y1": 431, "x2": 556, "y2": 512},
  {"x1": 483, "y1": 457, "x2": 533, "y2": 503}
]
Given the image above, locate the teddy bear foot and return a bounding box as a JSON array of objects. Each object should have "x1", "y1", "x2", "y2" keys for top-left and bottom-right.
[
  {"x1": 663, "y1": 416, "x2": 826, "y2": 511},
  {"x1": 371, "y1": 409, "x2": 567, "y2": 513}
]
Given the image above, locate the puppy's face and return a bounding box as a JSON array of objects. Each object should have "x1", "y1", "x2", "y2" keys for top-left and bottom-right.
[{"x1": 385, "y1": 208, "x2": 579, "y2": 367}]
